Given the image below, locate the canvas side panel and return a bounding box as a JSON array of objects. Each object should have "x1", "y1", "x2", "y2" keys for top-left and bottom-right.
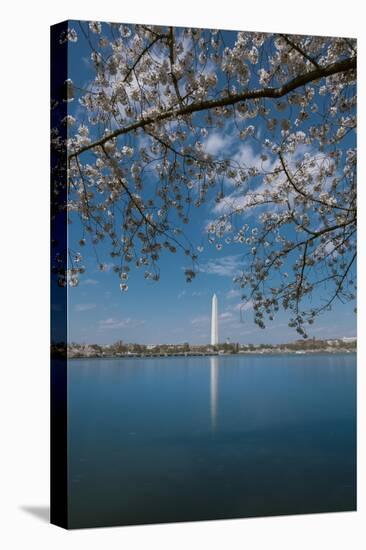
[{"x1": 50, "y1": 20, "x2": 69, "y2": 529}]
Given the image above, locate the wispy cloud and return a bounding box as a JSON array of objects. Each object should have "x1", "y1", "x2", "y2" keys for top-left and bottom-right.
[
  {"x1": 232, "y1": 300, "x2": 253, "y2": 312},
  {"x1": 178, "y1": 289, "x2": 206, "y2": 299},
  {"x1": 212, "y1": 144, "x2": 336, "y2": 218},
  {"x1": 200, "y1": 254, "x2": 245, "y2": 277},
  {"x1": 219, "y1": 312, "x2": 233, "y2": 323},
  {"x1": 99, "y1": 317, "x2": 145, "y2": 330},
  {"x1": 204, "y1": 132, "x2": 234, "y2": 156},
  {"x1": 209, "y1": 144, "x2": 279, "y2": 216},
  {"x1": 74, "y1": 303, "x2": 96, "y2": 312},
  {"x1": 212, "y1": 180, "x2": 269, "y2": 216},
  {"x1": 191, "y1": 315, "x2": 209, "y2": 326},
  {"x1": 82, "y1": 278, "x2": 99, "y2": 286},
  {"x1": 233, "y1": 143, "x2": 276, "y2": 171},
  {"x1": 226, "y1": 289, "x2": 242, "y2": 300}
]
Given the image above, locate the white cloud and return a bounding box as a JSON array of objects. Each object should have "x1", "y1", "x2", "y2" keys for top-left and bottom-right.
[
  {"x1": 178, "y1": 289, "x2": 205, "y2": 299},
  {"x1": 191, "y1": 315, "x2": 209, "y2": 326},
  {"x1": 212, "y1": 189, "x2": 258, "y2": 215},
  {"x1": 177, "y1": 290, "x2": 206, "y2": 300},
  {"x1": 82, "y1": 278, "x2": 99, "y2": 285},
  {"x1": 226, "y1": 289, "x2": 242, "y2": 300},
  {"x1": 74, "y1": 303, "x2": 96, "y2": 312},
  {"x1": 219, "y1": 312, "x2": 233, "y2": 323},
  {"x1": 233, "y1": 143, "x2": 275, "y2": 170},
  {"x1": 200, "y1": 254, "x2": 245, "y2": 277},
  {"x1": 99, "y1": 317, "x2": 145, "y2": 330},
  {"x1": 232, "y1": 299, "x2": 253, "y2": 312},
  {"x1": 204, "y1": 132, "x2": 233, "y2": 156},
  {"x1": 209, "y1": 144, "x2": 281, "y2": 216}
]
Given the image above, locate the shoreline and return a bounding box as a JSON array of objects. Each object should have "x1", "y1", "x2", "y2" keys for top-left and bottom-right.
[{"x1": 67, "y1": 349, "x2": 356, "y2": 360}]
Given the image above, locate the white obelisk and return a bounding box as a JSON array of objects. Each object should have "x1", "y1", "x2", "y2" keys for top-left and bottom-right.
[{"x1": 211, "y1": 293, "x2": 218, "y2": 346}]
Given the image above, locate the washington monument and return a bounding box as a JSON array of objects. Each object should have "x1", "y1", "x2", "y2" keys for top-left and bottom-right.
[{"x1": 211, "y1": 293, "x2": 218, "y2": 346}]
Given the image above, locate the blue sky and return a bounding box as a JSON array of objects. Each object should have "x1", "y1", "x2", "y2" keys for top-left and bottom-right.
[{"x1": 66, "y1": 21, "x2": 356, "y2": 345}]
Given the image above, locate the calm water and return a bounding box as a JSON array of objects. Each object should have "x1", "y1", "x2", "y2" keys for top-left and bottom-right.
[{"x1": 68, "y1": 353, "x2": 356, "y2": 528}]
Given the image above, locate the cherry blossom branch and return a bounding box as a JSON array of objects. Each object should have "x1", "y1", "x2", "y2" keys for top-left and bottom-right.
[
  {"x1": 123, "y1": 33, "x2": 167, "y2": 83},
  {"x1": 279, "y1": 34, "x2": 320, "y2": 69},
  {"x1": 279, "y1": 152, "x2": 355, "y2": 213},
  {"x1": 168, "y1": 26, "x2": 184, "y2": 107},
  {"x1": 316, "y1": 251, "x2": 356, "y2": 313},
  {"x1": 69, "y1": 56, "x2": 356, "y2": 159}
]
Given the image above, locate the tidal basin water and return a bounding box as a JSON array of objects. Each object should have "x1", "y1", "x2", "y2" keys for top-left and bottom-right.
[{"x1": 68, "y1": 353, "x2": 356, "y2": 528}]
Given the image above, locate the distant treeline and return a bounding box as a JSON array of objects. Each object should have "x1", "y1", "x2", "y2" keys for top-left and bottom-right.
[{"x1": 52, "y1": 337, "x2": 356, "y2": 359}]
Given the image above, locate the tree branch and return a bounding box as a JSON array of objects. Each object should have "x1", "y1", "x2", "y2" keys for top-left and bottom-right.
[
  {"x1": 296, "y1": 241, "x2": 308, "y2": 313},
  {"x1": 168, "y1": 27, "x2": 184, "y2": 107},
  {"x1": 279, "y1": 152, "x2": 355, "y2": 212},
  {"x1": 280, "y1": 34, "x2": 320, "y2": 69},
  {"x1": 316, "y1": 251, "x2": 356, "y2": 313},
  {"x1": 69, "y1": 56, "x2": 356, "y2": 159},
  {"x1": 123, "y1": 33, "x2": 167, "y2": 83}
]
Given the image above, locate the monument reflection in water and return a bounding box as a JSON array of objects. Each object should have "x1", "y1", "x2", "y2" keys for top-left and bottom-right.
[
  {"x1": 210, "y1": 356, "x2": 219, "y2": 431},
  {"x1": 210, "y1": 293, "x2": 219, "y2": 431}
]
